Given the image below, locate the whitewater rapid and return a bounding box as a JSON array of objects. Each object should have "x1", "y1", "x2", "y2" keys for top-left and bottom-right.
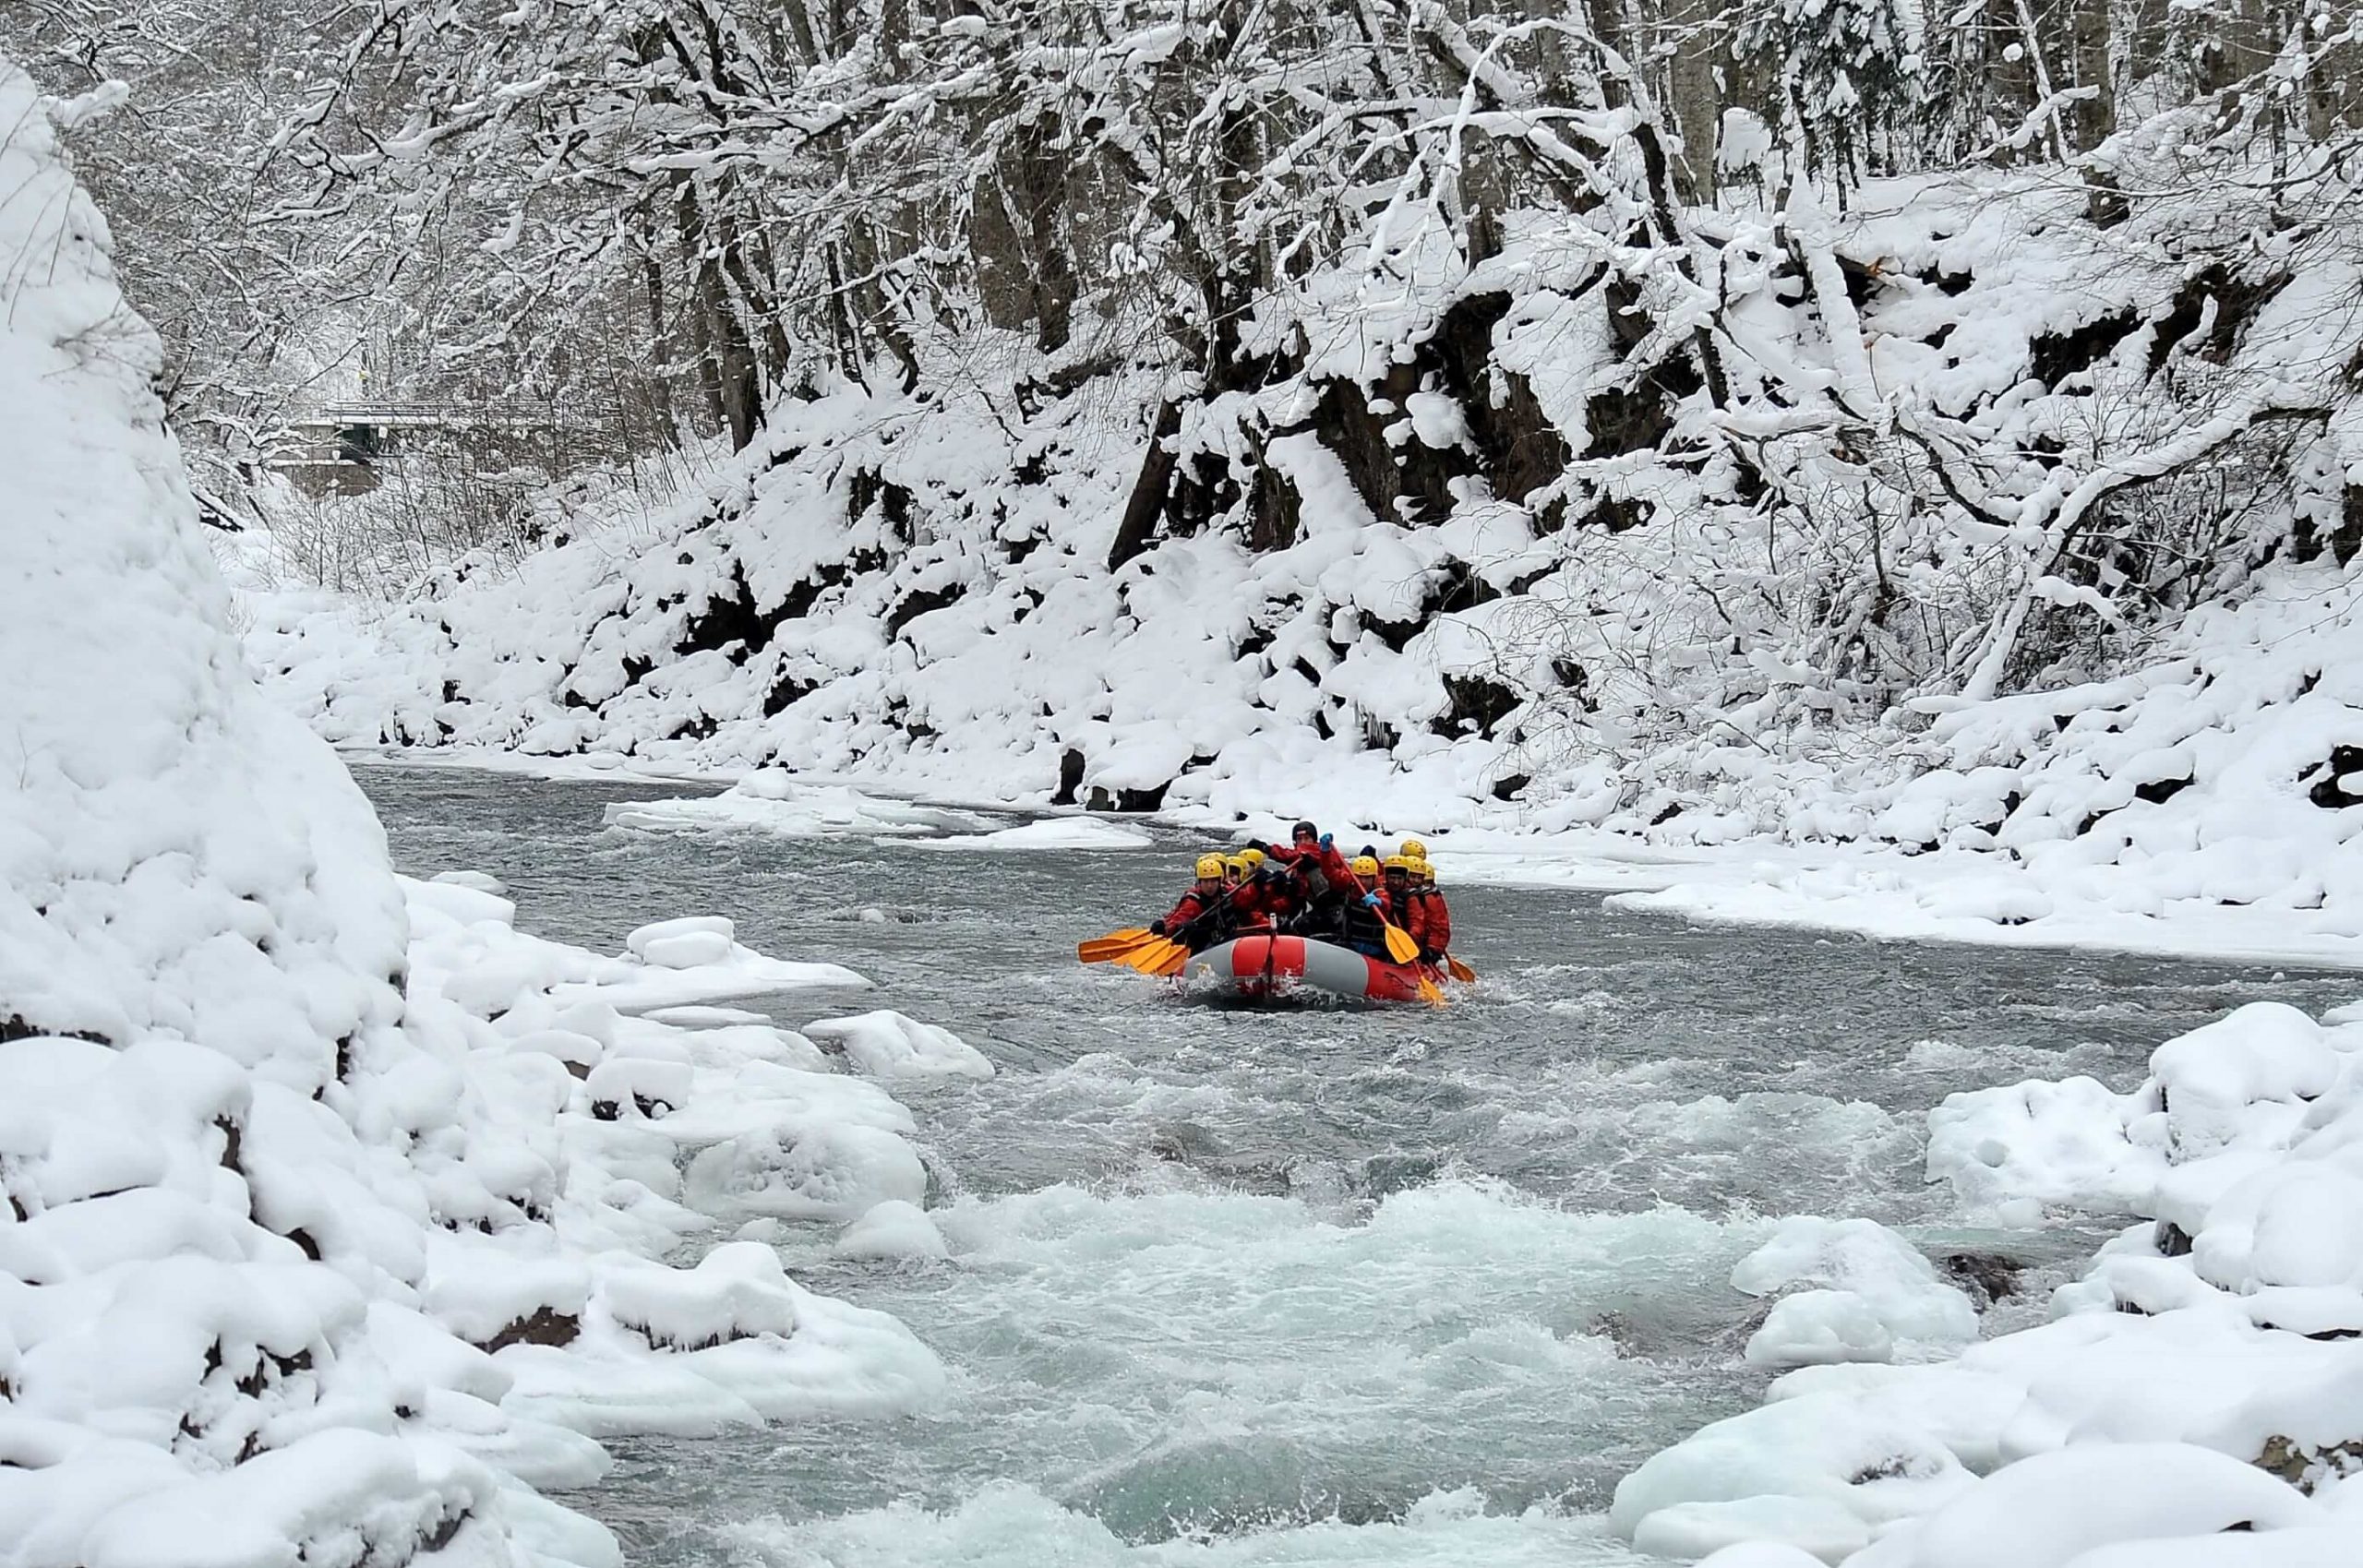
[{"x1": 357, "y1": 766, "x2": 2355, "y2": 1566}]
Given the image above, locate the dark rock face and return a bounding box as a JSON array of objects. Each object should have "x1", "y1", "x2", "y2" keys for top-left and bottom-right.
[{"x1": 1936, "y1": 1250, "x2": 2027, "y2": 1308}]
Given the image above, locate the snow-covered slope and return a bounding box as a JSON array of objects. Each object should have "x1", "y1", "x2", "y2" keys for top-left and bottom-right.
[
  {"x1": 0, "y1": 57, "x2": 957, "y2": 1567},
  {"x1": 242, "y1": 168, "x2": 2363, "y2": 869}
]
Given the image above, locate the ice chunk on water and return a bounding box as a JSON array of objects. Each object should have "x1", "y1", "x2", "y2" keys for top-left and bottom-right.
[
  {"x1": 627, "y1": 916, "x2": 737, "y2": 969},
  {"x1": 682, "y1": 1120, "x2": 928, "y2": 1222},
  {"x1": 1732, "y1": 1218, "x2": 1978, "y2": 1367},
  {"x1": 805, "y1": 1010, "x2": 995, "y2": 1081},
  {"x1": 904, "y1": 816, "x2": 1153, "y2": 851},
  {"x1": 835, "y1": 1200, "x2": 951, "y2": 1261}
]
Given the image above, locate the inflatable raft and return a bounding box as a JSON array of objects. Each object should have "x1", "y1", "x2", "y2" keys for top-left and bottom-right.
[{"x1": 1185, "y1": 933, "x2": 1435, "y2": 1003}]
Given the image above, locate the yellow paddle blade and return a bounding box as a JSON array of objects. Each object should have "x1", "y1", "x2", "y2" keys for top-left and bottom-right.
[
  {"x1": 1152, "y1": 946, "x2": 1192, "y2": 977},
  {"x1": 1417, "y1": 976, "x2": 1446, "y2": 1006},
  {"x1": 1079, "y1": 932, "x2": 1157, "y2": 963},
  {"x1": 1446, "y1": 955, "x2": 1476, "y2": 983},
  {"x1": 1382, "y1": 922, "x2": 1421, "y2": 965},
  {"x1": 1123, "y1": 940, "x2": 1182, "y2": 973}
]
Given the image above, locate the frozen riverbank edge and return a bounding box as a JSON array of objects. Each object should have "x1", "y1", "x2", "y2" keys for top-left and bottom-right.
[{"x1": 339, "y1": 745, "x2": 2363, "y2": 973}]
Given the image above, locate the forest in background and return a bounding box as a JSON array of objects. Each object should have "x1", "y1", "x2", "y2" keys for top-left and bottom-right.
[{"x1": 15, "y1": 0, "x2": 2363, "y2": 832}]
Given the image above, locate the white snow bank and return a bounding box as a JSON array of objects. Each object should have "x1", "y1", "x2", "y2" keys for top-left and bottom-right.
[
  {"x1": 603, "y1": 775, "x2": 993, "y2": 838},
  {"x1": 901, "y1": 816, "x2": 1155, "y2": 850},
  {"x1": 1621, "y1": 998, "x2": 2363, "y2": 1566},
  {"x1": 0, "y1": 60, "x2": 948, "y2": 1566},
  {"x1": 806, "y1": 1010, "x2": 996, "y2": 1081}
]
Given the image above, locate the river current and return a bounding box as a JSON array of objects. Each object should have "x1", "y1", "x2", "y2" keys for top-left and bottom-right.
[{"x1": 359, "y1": 765, "x2": 2355, "y2": 1568}]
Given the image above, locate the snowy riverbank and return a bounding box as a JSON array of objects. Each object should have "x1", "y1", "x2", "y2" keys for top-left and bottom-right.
[
  {"x1": 1630, "y1": 995, "x2": 2363, "y2": 1568},
  {"x1": 337, "y1": 751, "x2": 2363, "y2": 972},
  {"x1": 0, "y1": 65, "x2": 981, "y2": 1566}
]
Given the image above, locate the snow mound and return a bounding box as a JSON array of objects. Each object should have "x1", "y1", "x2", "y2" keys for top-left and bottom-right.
[
  {"x1": 806, "y1": 1010, "x2": 996, "y2": 1081},
  {"x1": 604, "y1": 776, "x2": 993, "y2": 838},
  {"x1": 903, "y1": 816, "x2": 1155, "y2": 851},
  {"x1": 1731, "y1": 1218, "x2": 1979, "y2": 1368},
  {"x1": 834, "y1": 1200, "x2": 952, "y2": 1261}
]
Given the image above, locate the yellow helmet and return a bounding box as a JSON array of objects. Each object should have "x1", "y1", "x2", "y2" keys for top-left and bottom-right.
[
  {"x1": 1237, "y1": 847, "x2": 1265, "y2": 872},
  {"x1": 1409, "y1": 857, "x2": 1434, "y2": 884},
  {"x1": 1194, "y1": 853, "x2": 1227, "y2": 879},
  {"x1": 1224, "y1": 854, "x2": 1249, "y2": 875},
  {"x1": 1350, "y1": 854, "x2": 1381, "y2": 878},
  {"x1": 1400, "y1": 837, "x2": 1428, "y2": 861},
  {"x1": 1383, "y1": 856, "x2": 1411, "y2": 872}
]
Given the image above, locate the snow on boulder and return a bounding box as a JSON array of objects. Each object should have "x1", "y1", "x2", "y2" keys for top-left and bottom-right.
[
  {"x1": 626, "y1": 916, "x2": 736, "y2": 969},
  {"x1": 2061, "y1": 1532, "x2": 2363, "y2": 1568},
  {"x1": 2189, "y1": 1165, "x2": 2363, "y2": 1294},
  {"x1": 1925, "y1": 1075, "x2": 2156, "y2": 1214},
  {"x1": 595, "y1": 1244, "x2": 798, "y2": 1350},
  {"x1": 834, "y1": 1200, "x2": 951, "y2": 1261},
  {"x1": 681, "y1": 1120, "x2": 929, "y2": 1222},
  {"x1": 2151, "y1": 1003, "x2": 2341, "y2": 1158},
  {"x1": 805, "y1": 1010, "x2": 995, "y2": 1081},
  {"x1": 1697, "y1": 1547, "x2": 1837, "y2": 1568},
  {"x1": 1731, "y1": 1218, "x2": 1978, "y2": 1367},
  {"x1": 1845, "y1": 1442, "x2": 2323, "y2": 1568},
  {"x1": 78, "y1": 1427, "x2": 503, "y2": 1568},
  {"x1": 1612, "y1": 1391, "x2": 1977, "y2": 1561}
]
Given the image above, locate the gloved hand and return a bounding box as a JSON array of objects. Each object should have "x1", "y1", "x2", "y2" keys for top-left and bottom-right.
[
  {"x1": 1246, "y1": 839, "x2": 1270, "y2": 855},
  {"x1": 1149, "y1": 919, "x2": 1167, "y2": 936},
  {"x1": 1362, "y1": 892, "x2": 1382, "y2": 909},
  {"x1": 1320, "y1": 833, "x2": 1334, "y2": 850}
]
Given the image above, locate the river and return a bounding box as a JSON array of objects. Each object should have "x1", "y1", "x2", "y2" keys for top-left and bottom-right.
[{"x1": 358, "y1": 765, "x2": 2356, "y2": 1568}]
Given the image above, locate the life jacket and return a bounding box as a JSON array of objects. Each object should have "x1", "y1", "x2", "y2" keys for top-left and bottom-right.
[
  {"x1": 1336, "y1": 895, "x2": 1389, "y2": 956},
  {"x1": 1408, "y1": 886, "x2": 1452, "y2": 957},
  {"x1": 1160, "y1": 886, "x2": 1216, "y2": 930}
]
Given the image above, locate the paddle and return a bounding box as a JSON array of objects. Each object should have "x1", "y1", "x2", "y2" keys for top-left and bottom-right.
[
  {"x1": 1333, "y1": 860, "x2": 1422, "y2": 967},
  {"x1": 1078, "y1": 928, "x2": 1155, "y2": 963},
  {"x1": 1122, "y1": 938, "x2": 1183, "y2": 972},
  {"x1": 1446, "y1": 954, "x2": 1476, "y2": 984}
]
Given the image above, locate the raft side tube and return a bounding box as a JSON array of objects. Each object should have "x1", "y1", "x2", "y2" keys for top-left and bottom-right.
[{"x1": 1187, "y1": 934, "x2": 1431, "y2": 1002}]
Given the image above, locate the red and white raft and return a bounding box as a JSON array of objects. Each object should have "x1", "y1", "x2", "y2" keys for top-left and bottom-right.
[{"x1": 1184, "y1": 933, "x2": 1436, "y2": 1003}]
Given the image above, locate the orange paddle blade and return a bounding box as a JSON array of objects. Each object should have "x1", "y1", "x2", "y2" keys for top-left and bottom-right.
[{"x1": 1080, "y1": 932, "x2": 1157, "y2": 963}]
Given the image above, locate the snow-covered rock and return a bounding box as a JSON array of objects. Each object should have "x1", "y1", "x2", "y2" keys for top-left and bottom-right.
[
  {"x1": 834, "y1": 1200, "x2": 952, "y2": 1262},
  {"x1": 806, "y1": 1010, "x2": 996, "y2": 1082},
  {"x1": 1621, "y1": 998, "x2": 2363, "y2": 1567},
  {"x1": 1731, "y1": 1219, "x2": 1979, "y2": 1368}
]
